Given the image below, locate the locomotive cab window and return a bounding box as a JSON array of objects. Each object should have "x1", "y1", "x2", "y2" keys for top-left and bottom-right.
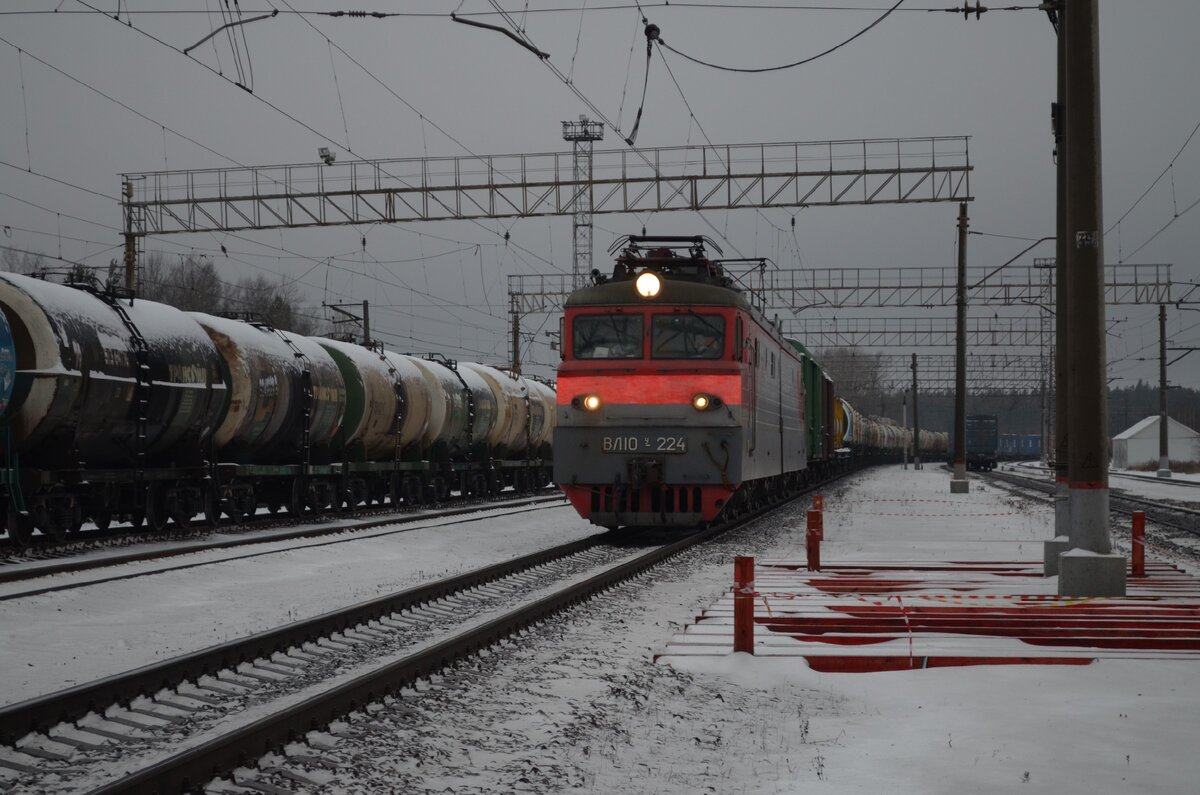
[
  {"x1": 573, "y1": 314, "x2": 644, "y2": 359},
  {"x1": 651, "y1": 313, "x2": 725, "y2": 359}
]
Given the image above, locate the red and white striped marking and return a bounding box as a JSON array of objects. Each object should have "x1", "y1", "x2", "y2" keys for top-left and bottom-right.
[{"x1": 657, "y1": 559, "x2": 1200, "y2": 673}]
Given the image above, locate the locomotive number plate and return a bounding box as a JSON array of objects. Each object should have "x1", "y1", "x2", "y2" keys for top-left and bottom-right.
[{"x1": 602, "y1": 435, "x2": 688, "y2": 454}]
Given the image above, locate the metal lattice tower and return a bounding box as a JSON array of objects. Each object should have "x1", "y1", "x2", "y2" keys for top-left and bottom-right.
[{"x1": 562, "y1": 117, "x2": 604, "y2": 289}]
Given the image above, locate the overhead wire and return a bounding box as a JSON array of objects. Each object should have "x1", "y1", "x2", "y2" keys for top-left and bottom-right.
[
  {"x1": 271, "y1": 0, "x2": 569, "y2": 273},
  {"x1": 1106, "y1": 117, "x2": 1200, "y2": 237},
  {"x1": 0, "y1": 5, "x2": 1047, "y2": 18},
  {"x1": 1120, "y1": 194, "x2": 1200, "y2": 264},
  {"x1": 656, "y1": 0, "x2": 905, "y2": 73},
  {"x1": 0, "y1": 158, "x2": 114, "y2": 200},
  {"x1": 13, "y1": 0, "x2": 565, "y2": 335}
]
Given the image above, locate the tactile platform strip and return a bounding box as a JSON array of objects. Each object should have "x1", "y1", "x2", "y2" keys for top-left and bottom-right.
[{"x1": 657, "y1": 560, "x2": 1200, "y2": 672}]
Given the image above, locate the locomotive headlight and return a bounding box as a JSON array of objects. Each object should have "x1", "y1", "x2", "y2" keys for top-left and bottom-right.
[
  {"x1": 635, "y1": 271, "x2": 662, "y2": 298},
  {"x1": 582, "y1": 394, "x2": 602, "y2": 412},
  {"x1": 692, "y1": 393, "x2": 719, "y2": 411}
]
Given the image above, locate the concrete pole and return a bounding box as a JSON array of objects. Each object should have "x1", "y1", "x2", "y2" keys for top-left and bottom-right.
[
  {"x1": 1061, "y1": 0, "x2": 1123, "y2": 596},
  {"x1": 122, "y1": 179, "x2": 137, "y2": 292},
  {"x1": 511, "y1": 302, "x2": 522, "y2": 375},
  {"x1": 902, "y1": 394, "x2": 909, "y2": 469},
  {"x1": 911, "y1": 353, "x2": 921, "y2": 470},
  {"x1": 361, "y1": 300, "x2": 371, "y2": 347},
  {"x1": 1053, "y1": 2, "x2": 1071, "y2": 542},
  {"x1": 1158, "y1": 303, "x2": 1171, "y2": 477},
  {"x1": 951, "y1": 203, "x2": 970, "y2": 493}
]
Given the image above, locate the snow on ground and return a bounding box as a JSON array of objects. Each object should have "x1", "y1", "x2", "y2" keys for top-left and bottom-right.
[
  {"x1": 0, "y1": 499, "x2": 597, "y2": 706},
  {"x1": 6, "y1": 469, "x2": 1199, "y2": 794},
  {"x1": 669, "y1": 467, "x2": 1200, "y2": 794},
  {"x1": 273, "y1": 466, "x2": 1200, "y2": 794},
  {"x1": 1108, "y1": 468, "x2": 1200, "y2": 503},
  {"x1": 1008, "y1": 460, "x2": 1200, "y2": 504}
]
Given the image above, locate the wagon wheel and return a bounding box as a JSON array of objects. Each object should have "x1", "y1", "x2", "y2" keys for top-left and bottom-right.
[
  {"x1": 67, "y1": 503, "x2": 84, "y2": 535},
  {"x1": 351, "y1": 480, "x2": 368, "y2": 510},
  {"x1": 93, "y1": 508, "x2": 113, "y2": 533},
  {"x1": 36, "y1": 520, "x2": 67, "y2": 544},
  {"x1": 307, "y1": 484, "x2": 325, "y2": 517},
  {"x1": 203, "y1": 490, "x2": 222, "y2": 527},
  {"x1": 6, "y1": 503, "x2": 34, "y2": 549},
  {"x1": 289, "y1": 479, "x2": 306, "y2": 516},
  {"x1": 240, "y1": 493, "x2": 258, "y2": 524},
  {"x1": 145, "y1": 486, "x2": 169, "y2": 533},
  {"x1": 168, "y1": 483, "x2": 192, "y2": 529},
  {"x1": 127, "y1": 509, "x2": 145, "y2": 531}
]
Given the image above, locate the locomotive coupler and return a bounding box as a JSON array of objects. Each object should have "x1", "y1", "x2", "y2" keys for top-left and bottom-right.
[{"x1": 628, "y1": 457, "x2": 663, "y2": 490}]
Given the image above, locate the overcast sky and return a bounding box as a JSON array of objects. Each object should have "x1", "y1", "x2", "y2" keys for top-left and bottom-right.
[{"x1": 2, "y1": 1, "x2": 1198, "y2": 392}]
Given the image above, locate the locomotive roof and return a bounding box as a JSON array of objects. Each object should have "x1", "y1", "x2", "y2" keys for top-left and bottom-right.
[{"x1": 565, "y1": 278, "x2": 753, "y2": 310}]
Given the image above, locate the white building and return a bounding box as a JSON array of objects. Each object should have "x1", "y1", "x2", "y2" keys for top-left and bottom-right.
[{"x1": 1111, "y1": 416, "x2": 1200, "y2": 469}]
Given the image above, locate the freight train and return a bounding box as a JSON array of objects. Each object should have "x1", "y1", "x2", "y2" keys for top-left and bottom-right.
[
  {"x1": 0, "y1": 271, "x2": 554, "y2": 546},
  {"x1": 553, "y1": 236, "x2": 947, "y2": 529}
]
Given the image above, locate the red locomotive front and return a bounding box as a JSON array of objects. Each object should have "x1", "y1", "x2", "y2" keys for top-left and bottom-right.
[{"x1": 553, "y1": 236, "x2": 807, "y2": 529}]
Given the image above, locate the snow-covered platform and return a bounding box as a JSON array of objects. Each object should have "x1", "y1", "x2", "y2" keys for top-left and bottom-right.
[{"x1": 658, "y1": 466, "x2": 1200, "y2": 672}]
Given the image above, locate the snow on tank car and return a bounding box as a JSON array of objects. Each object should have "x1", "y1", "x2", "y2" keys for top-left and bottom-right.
[
  {"x1": 0, "y1": 273, "x2": 225, "y2": 465},
  {"x1": 0, "y1": 272, "x2": 226, "y2": 538}
]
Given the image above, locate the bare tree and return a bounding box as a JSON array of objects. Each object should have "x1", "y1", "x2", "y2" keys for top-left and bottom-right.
[
  {"x1": 819, "y1": 346, "x2": 885, "y2": 409},
  {"x1": 1, "y1": 247, "x2": 44, "y2": 275},
  {"x1": 226, "y1": 274, "x2": 319, "y2": 335}
]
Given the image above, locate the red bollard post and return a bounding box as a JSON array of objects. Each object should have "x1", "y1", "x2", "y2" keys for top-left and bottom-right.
[
  {"x1": 733, "y1": 556, "x2": 755, "y2": 654},
  {"x1": 801, "y1": 525, "x2": 820, "y2": 569},
  {"x1": 1131, "y1": 511, "x2": 1145, "y2": 577},
  {"x1": 813, "y1": 494, "x2": 824, "y2": 512},
  {"x1": 807, "y1": 508, "x2": 824, "y2": 541}
]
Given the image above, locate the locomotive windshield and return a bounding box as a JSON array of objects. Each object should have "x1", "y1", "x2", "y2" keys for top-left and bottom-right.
[
  {"x1": 651, "y1": 313, "x2": 725, "y2": 359},
  {"x1": 573, "y1": 314, "x2": 644, "y2": 359}
]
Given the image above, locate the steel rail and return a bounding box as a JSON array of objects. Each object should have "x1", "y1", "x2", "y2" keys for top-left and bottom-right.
[
  {"x1": 4, "y1": 461, "x2": 861, "y2": 792},
  {"x1": 87, "y1": 517, "x2": 738, "y2": 794},
  {"x1": 0, "y1": 491, "x2": 563, "y2": 587},
  {"x1": 985, "y1": 470, "x2": 1199, "y2": 536},
  {"x1": 0, "y1": 532, "x2": 600, "y2": 746}
]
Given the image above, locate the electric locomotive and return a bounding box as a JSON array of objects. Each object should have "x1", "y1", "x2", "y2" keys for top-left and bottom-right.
[{"x1": 554, "y1": 236, "x2": 810, "y2": 528}]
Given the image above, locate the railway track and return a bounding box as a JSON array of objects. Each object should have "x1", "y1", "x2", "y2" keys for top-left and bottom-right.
[
  {"x1": 0, "y1": 482, "x2": 558, "y2": 557},
  {"x1": 985, "y1": 469, "x2": 1200, "y2": 537},
  {"x1": 0, "y1": 473, "x2": 840, "y2": 793},
  {"x1": 0, "y1": 490, "x2": 563, "y2": 590}
]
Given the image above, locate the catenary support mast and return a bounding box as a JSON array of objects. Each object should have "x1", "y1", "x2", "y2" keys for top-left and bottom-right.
[
  {"x1": 1061, "y1": 0, "x2": 1124, "y2": 595},
  {"x1": 951, "y1": 203, "x2": 969, "y2": 493}
]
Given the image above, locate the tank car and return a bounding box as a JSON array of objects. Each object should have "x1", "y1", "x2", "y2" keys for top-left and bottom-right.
[
  {"x1": 833, "y1": 396, "x2": 947, "y2": 461},
  {"x1": 554, "y1": 235, "x2": 810, "y2": 529},
  {"x1": 0, "y1": 272, "x2": 226, "y2": 537},
  {"x1": 0, "y1": 272, "x2": 555, "y2": 546}
]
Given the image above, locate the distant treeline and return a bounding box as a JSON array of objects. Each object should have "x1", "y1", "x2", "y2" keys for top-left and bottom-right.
[{"x1": 1, "y1": 247, "x2": 320, "y2": 335}]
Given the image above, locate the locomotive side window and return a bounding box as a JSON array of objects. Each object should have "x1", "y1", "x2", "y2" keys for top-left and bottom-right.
[
  {"x1": 651, "y1": 313, "x2": 725, "y2": 359},
  {"x1": 573, "y1": 314, "x2": 644, "y2": 359}
]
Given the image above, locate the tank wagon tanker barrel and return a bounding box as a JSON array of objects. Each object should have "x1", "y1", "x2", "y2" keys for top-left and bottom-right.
[
  {"x1": 552, "y1": 235, "x2": 948, "y2": 530},
  {"x1": 0, "y1": 271, "x2": 554, "y2": 546}
]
